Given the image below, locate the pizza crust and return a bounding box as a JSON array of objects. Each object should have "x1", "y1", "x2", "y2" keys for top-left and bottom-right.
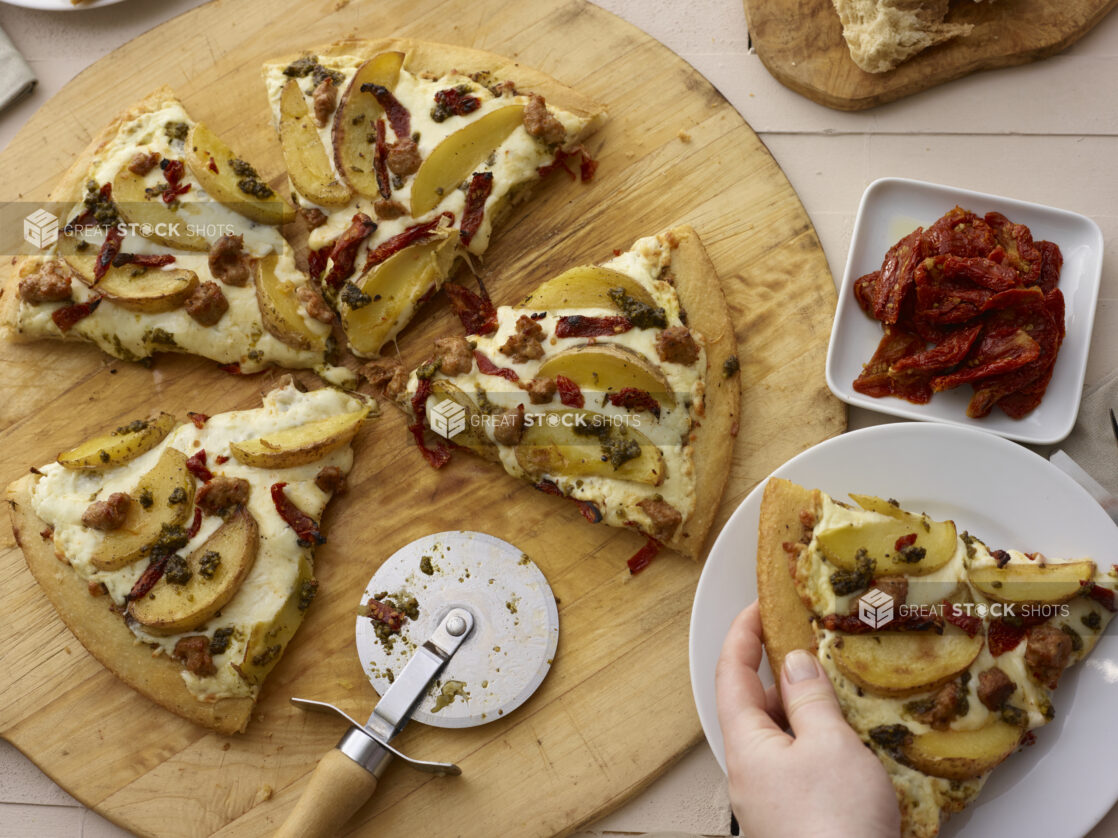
[
  {"x1": 755, "y1": 477, "x2": 819, "y2": 687},
  {"x1": 263, "y1": 38, "x2": 607, "y2": 133},
  {"x1": 6, "y1": 474, "x2": 254, "y2": 735},
  {"x1": 663, "y1": 226, "x2": 740, "y2": 561}
]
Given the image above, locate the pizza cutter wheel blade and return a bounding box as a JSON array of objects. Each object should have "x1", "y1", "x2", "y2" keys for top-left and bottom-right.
[{"x1": 275, "y1": 531, "x2": 559, "y2": 838}]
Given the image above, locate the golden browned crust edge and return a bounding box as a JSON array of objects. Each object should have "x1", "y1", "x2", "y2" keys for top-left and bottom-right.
[
  {"x1": 6, "y1": 473, "x2": 253, "y2": 735},
  {"x1": 1, "y1": 86, "x2": 184, "y2": 344},
  {"x1": 663, "y1": 225, "x2": 740, "y2": 561},
  {"x1": 755, "y1": 477, "x2": 818, "y2": 686},
  {"x1": 262, "y1": 38, "x2": 607, "y2": 136}
]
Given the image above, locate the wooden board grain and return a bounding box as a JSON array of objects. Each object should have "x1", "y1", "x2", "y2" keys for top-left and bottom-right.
[
  {"x1": 744, "y1": 0, "x2": 1118, "y2": 110},
  {"x1": 0, "y1": 0, "x2": 845, "y2": 836}
]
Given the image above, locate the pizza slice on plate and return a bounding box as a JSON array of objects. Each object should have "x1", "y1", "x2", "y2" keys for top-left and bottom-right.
[
  {"x1": 262, "y1": 38, "x2": 606, "y2": 357},
  {"x1": 6, "y1": 380, "x2": 371, "y2": 734},
  {"x1": 757, "y1": 477, "x2": 1118, "y2": 837},
  {"x1": 372, "y1": 226, "x2": 740, "y2": 567},
  {"x1": 0, "y1": 87, "x2": 349, "y2": 380}
]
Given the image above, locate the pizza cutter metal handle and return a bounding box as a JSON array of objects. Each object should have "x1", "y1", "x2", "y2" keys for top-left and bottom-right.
[{"x1": 274, "y1": 608, "x2": 473, "y2": 838}]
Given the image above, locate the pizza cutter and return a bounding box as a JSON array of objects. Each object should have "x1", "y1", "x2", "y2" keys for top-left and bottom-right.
[{"x1": 275, "y1": 531, "x2": 559, "y2": 838}]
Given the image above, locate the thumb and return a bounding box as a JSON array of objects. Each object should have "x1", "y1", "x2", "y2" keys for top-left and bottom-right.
[{"x1": 779, "y1": 649, "x2": 847, "y2": 739}]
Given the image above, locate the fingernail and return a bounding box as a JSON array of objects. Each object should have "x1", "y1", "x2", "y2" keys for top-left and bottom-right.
[{"x1": 783, "y1": 649, "x2": 819, "y2": 684}]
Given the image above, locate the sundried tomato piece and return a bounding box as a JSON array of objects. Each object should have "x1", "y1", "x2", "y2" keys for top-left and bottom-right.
[
  {"x1": 460, "y1": 172, "x2": 493, "y2": 246},
  {"x1": 537, "y1": 144, "x2": 598, "y2": 182},
  {"x1": 112, "y1": 253, "x2": 176, "y2": 270},
  {"x1": 986, "y1": 211, "x2": 1042, "y2": 285},
  {"x1": 95, "y1": 226, "x2": 124, "y2": 282},
  {"x1": 987, "y1": 619, "x2": 1026, "y2": 657},
  {"x1": 870, "y1": 228, "x2": 924, "y2": 325},
  {"x1": 307, "y1": 245, "x2": 332, "y2": 280},
  {"x1": 186, "y1": 507, "x2": 203, "y2": 539},
  {"x1": 271, "y1": 482, "x2": 325, "y2": 546},
  {"x1": 372, "y1": 118, "x2": 391, "y2": 200},
  {"x1": 627, "y1": 537, "x2": 661, "y2": 575},
  {"x1": 554, "y1": 315, "x2": 632, "y2": 338},
  {"x1": 363, "y1": 213, "x2": 453, "y2": 273},
  {"x1": 922, "y1": 207, "x2": 996, "y2": 258},
  {"x1": 185, "y1": 450, "x2": 213, "y2": 483},
  {"x1": 160, "y1": 159, "x2": 192, "y2": 204},
  {"x1": 890, "y1": 322, "x2": 982, "y2": 374},
  {"x1": 853, "y1": 326, "x2": 933, "y2": 403},
  {"x1": 853, "y1": 271, "x2": 880, "y2": 315},
  {"x1": 52, "y1": 296, "x2": 101, "y2": 332},
  {"x1": 1082, "y1": 581, "x2": 1118, "y2": 613},
  {"x1": 409, "y1": 377, "x2": 453, "y2": 469},
  {"x1": 365, "y1": 598, "x2": 408, "y2": 631},
  {"x1": 608, "y1": 387, "x2": 661, "y2": 419},
  {"x1": 942, "y1": 602, "x2": 982, "y2": 637},
  {"x1": 187, "y1": 411, "x2": 209, "y2": 428},
  {"x1": 323, "y1": 213, "x2": 377, "y2": 289},
  {"x1": 931, "y1": 325, "x2": 1041, "y2": 393},
  {"x1": 474, "y1": 350, "x2": 520, "y2": 382},
  {"x1": 939, "y1": 254, "x2": 1021, "y2": 291},
  {"x1": 127, "y1": 555, "x2": 168, "y2": 601},
  {"x1": 361, "y1": 83, "x2": 410, "y2": 139},
  {"x1": 1036, "y1": 240, "x2": 1063, "y2": 295},
  {"x1": 556, "y1": 374, "x2": 584, "y2": 408},
  {"x1": 444, "y1": 282, "x2": 498, "y2": 336}
]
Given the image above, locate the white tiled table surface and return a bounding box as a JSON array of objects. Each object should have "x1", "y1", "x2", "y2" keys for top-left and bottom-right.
[{"x1": 1, "y1": 1, "x2": 1116, "y2": 836}]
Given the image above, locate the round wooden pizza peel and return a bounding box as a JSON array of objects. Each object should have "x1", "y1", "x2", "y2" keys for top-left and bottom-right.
[{"x1": 0, "y1": 0, "x2": 844, "y2": 836}]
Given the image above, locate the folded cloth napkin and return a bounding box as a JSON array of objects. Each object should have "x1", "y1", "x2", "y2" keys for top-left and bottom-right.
[
  {"x1": 0, "y1": 25, "x2": 35, "y2": 112},
  {"x1": 1056, "y1": 367, "x2": 1118, "y2": 497}
]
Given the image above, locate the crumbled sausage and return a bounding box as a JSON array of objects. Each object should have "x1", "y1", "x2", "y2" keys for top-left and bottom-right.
[
  {"x1": 312, "y1": 77, "x2": 337, "y2": 127},
  {"x1": 301, "y1": 207, "x2": 328, "y2": 229},
  {"x1": 127, "y1": 151, "x2": 161, "y2": 176},
  {"x1": 492, "y1": 407, "x2": 525, "y2": 446},
  {"x1": 208, "y1": 234, "x2": 252, "y2": 287},
  {"x1": 386, "y1": 138, "x2": 422, "y2": 177},
  {"x1": 81, "y1": 492, "x2": 131, "y2": 531},
  {"x1": 655, "y1": 326, "x2": 700, "y2": 365},
  {"x1": 18, "y1": 261, "x2": 73, "y2": 304},
  {"x1": 184, "y1": 281, "x2": 229, "y2": 326},
  {"x1": 873, "y1": 575, "x2": 908, "y2": 607},
  {"x1": 434, "y1": 336, "x2": 474, "y2": 376},
  {"x1": 296, "y1": 282, "x2": 335, "y2": 323},
  {"x1": 907, "y1": 680, "x2": 965, "y2": 730},
  {"x1": 525, "y1": 377, "x2": 556, "y2": 405},
  {"x1": 373, "y1": 198, "x2": 408, "y2": 220},
  {"x1": 196, "y1": 476, "x2": 250, "y2": 517},
  {"x1": 172, "y1": 636, "x2": 216, "y2": 677},
  {"x1": 637, "y1": 497, "x2": 682, "y2": 542},
  {"x1": 523, "y1": 94, "x2": 566, "y2": 145},
  {"x1": 1025, "y1": 623, "x2": 1073, "y2": 688},
  {"x1": 362, "y1": 358, "x2": 408, "y2": 401},
  {"x1": 315, "y1": 465, "x2": 346, "y2": 494},
  {"x1": 977, "y1": 666, "x2": 1016, "y2": 710},
  {"x1": 499, "y1": 315, "x2": 546, "y2": 363}
]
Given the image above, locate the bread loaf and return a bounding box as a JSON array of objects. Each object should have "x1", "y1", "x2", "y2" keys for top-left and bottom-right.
[{"x1": 831, "y1": 0, "x2": 979, "y2": 73}]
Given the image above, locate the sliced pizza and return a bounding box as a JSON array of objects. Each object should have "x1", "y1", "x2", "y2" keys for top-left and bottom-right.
[
  {"x1": 757, "y1": 477, "x2": 1118, "y2": 837},
  {"x1": 371, "y1": 226, "x2": 740, "y2": 566},
  {"x1": 1, "y1": 87, "x2": 347, "y2": 380},
  {"x1": 262, "y1": 38, "x2": 607, "y2": 357},
  {"x1": 6, "y1": 380, "x2": 372, "y2": 734}
]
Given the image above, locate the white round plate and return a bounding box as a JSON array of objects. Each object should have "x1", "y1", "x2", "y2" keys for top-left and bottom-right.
[
  {"x1": 0, "y1": 0, "x2": 127, "y2": 9},
  {"x1": 825, "y1": 177, "x2": 1103, "y2": 445},
  {"x1": 690, "y1": 423, "x2": 1118, "y2": 838}
]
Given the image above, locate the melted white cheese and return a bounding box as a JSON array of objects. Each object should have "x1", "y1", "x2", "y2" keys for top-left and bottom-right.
[{"x1": 30, "y1": 385, "x2": 368, "y2": 701}]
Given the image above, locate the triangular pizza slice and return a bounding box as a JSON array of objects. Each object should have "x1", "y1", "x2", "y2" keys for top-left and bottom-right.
[
  {"x1": 262, "y1": 38, "x2": 606, "y2": 357},
  {"x1": 757, "y1": 477, "x2": 1118, "y2": 837},
  {"x1": 369, "y1": 226, "x2": 740, "y2": 567},
  {"x1": 7, "y1": 380, "x2": 371, "y2": 733}
]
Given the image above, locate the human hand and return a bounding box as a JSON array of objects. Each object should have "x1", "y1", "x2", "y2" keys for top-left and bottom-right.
[{"x1": 715, "y1": 602, "x2": 901, "y2": 838}]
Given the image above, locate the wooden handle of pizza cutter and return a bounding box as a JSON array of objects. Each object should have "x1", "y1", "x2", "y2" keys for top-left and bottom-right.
[{"x1": 275, "y1": 749, "x2": 378, "y2": 838}]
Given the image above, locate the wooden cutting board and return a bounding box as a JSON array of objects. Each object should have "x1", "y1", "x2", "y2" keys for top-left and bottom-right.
[
  {"x1": 744, "y1": 0, "x2": 1118, "y2": 110},
  {"x1": 0, "y1": 0, "x2": 844, "y2": 835}
]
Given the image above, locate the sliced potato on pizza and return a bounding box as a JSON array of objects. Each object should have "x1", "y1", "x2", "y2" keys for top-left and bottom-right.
[
  {"x1": 6, "y1": 381, "x2": 373, "y2": 734},
  {"x1": 756, "y1": 477, "x2": 1118, "y2": 838},
  {"x1": 262, "y1": 38, "x2": 607, "y2": 357},
  {"x1": 382, "y1": 226, "x2": 740, "y2": 565},
  {"x1": 0, "y1": 87, "x2": 345, "y2": 380}
]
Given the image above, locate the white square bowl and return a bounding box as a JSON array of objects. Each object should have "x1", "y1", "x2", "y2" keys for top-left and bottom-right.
[{"x1": 825, "y1": 177, "x2": 1104, "y2": 444}]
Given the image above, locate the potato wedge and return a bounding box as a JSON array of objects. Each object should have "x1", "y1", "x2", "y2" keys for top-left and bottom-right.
[
  {"x1": 129, "y1": 507, "x2": 259, "y2": 635},
  {"x1": 818, "y1": 496, "x2": 957, "y2": 576},
  {"x1": 333, "y1": 51, "x2": 404, "y2": 197},
  {"x1": 536, "y1": 344, "x2": 675, "y2": 407},
  {"x1": 90, "y1": 448, "x2": 195, "y2": 571},
  {"x1": 58, "y1": 412, "x2": 177, "y2": 470},
  {"x1": 901, "y1": 721, "x2": 1022, "y2": 781},
  {"x1": 254, "y1": 253, "x2": 328, "y2": 351},
  {"x1": 969, "y1": 560, "x2": 1096, "y2": 604},
  {"x1": 234, "y1": 554, "x2": 315, "y2": 686},
  {"x1": 185, "y1": 122, "x2": 293, "y2": 225},
  {"x1": 411, "y1": 104, "x2": 525, "y2": 217},
  {"x1": 428, "y1": 379, "x2": 498, "y2": 461},
  {"x1": 280, "y1": 78, "x2": 353, "y2": 207},
  {"x1": 517, "y1": 266, "x2": 657, "y2": 312},
  {"x1": 229, "y1": 407, "x2": 369, "y2": 469},
  {"x1": 515, "y1": 409, "x2": 664, "y2": 486},
  {"x1": 57, "y1": 233, "x2": 200, "y2": 312},
  {"x1": 831, "y1": 628, "x2": 984, "y2": 697},
  {"x1": 111, "y1": 168, "x2": 211, "y2": 251},
  {"x1": 342, "y1": 231, "x2": 460, "y2": 357}
]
